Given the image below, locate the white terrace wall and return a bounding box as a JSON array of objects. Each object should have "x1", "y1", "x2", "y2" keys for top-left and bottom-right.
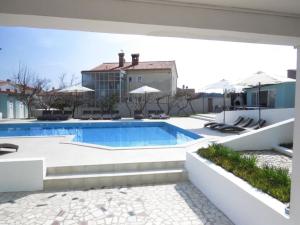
[
  {"x1": 0, "y1": 158, "x2": 44, "y2": 192},
  {"x1": 215, "y1": 108, "x2": 294, "y2": 125},
  {"x1": 218, "y1": 118, "x2": 294, "y2": 151},
  {"x1": 186, "y1": 152, "x2": 290, "y2": 225}
]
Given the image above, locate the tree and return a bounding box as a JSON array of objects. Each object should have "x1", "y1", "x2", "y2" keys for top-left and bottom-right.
[
  {"x1": 56, "y1": 73, "x2": 82, "y2": 117},
  {"x1": 14, "y1": 63, "x2": 49, "y2": 118},
  {"x1": 58, "y1": 73, "x2": 78, "y2": 88},
  {"x1": 99, "y1": 94, "x2": 119, "y2": 113},
  {"x1": 155, "y1": 93, "x2": 184, "y2": 115}
]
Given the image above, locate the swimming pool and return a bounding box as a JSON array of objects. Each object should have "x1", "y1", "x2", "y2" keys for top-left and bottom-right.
[{"x1": 0, "y1": 122, "x2": 201, "y2": 148}]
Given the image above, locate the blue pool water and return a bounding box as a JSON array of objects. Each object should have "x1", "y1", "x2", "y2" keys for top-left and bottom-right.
[{"x1": 0, "y1": 122, "x2": 201, "y2": 147}]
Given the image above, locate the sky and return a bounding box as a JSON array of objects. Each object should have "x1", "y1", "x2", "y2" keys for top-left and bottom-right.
[{"x1": 0, "y1": 26, "x2": 297, "y2": 91}]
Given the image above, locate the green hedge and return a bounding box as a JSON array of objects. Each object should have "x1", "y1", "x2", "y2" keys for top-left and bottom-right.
[{"x1": 197, "y1": 144, "x2": 291, "y2": 203}]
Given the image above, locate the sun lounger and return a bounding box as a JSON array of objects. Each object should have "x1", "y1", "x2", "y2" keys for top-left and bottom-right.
[
  {"x1": 248, "y1": 119, "x2": 266, "y2": 130},
  {"x1": 205, "y1": 116, "x2": 244, "y2": 128},
  {"x1": 159, "y1": 111, "x2": 169, "y2": 119},
  {"x1": 236, "y1": 117, "x2": 253, "y2": 128},
  {"x1": 134, "y1": 110, "x2": 144, "y2": 119},
  {"x1": 215, "y1": 117, "x2": 253, "y2": 131},
  {"x1": 219, "y1": 118, "x2": 264, "y2": 133},
  {"x1": 209, "y1": 116, "x2": 244, "y2": 129},
  {"x1": 79, "y1": 111, "x2": 93, "y2": 120},
  {"x1": 102, "y1": 111, "x2": 112, "y2": 120},
  {"x1": 0, "y1": 143, "x2": 18, "y2": 152},
  {"x1": 38, "y1": 111, "x2": 69, "y2": 121},
  {"x1": 79, "y1": 115, "x2": 92, "y2": 120},
  {"x1": 89, "y1": 111, "x2": 102, "y2": 120},
  {"x1": 219, "y1": 126, "x2": 246, "y2": 133},
  {"x1": 148, "y1": 110, "x2": 161, "y2": 119},
  {"x1": 112, "y1": 110, "x2": 122, "y2": 120}
]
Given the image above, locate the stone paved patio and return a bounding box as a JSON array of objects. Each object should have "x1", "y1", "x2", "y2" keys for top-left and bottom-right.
[
  {"x1": 241, "y1": 150, "x2": 292, "y2": 175},
  {"x1": 0, "y1": 182, "x2": 233, "y2": 225}
]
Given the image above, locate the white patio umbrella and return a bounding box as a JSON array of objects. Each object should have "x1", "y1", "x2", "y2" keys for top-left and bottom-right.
[
  {"x1": 200, "y1": 79, "x2": 245, "y2": 123},
  {"x1": 200, "y1": 79, "x2": 245, "y2": 94},
  {"x1": 129, "y1": 85, "x2": 160, "y2": 112},
  {"x1": 58, "y1": 85, "x2": 94, "y2": 117},
  {"x1": 237, "y1": 71, "x2": 295, "y2": 87},
  {"x1": 237, "y1": 72, "x2": 295, "y2": 121},
  {"x1": 58, "y1": 85, "x2": 95, "y2": 93},
  {"x1": 129, "y1": 85, "x2": 161, "y2": 94}
]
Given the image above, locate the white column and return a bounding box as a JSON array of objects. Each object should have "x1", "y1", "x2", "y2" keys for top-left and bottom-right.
[{"x1": 291, "y1": 46, "x2": 300, "y2": 224}]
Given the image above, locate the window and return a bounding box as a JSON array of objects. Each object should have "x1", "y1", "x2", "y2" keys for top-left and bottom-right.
[
  {"x1": 251, "y1": 93, "x2": 257, "y2": 106},
  {"x1": 138, "y1": 76, "x2": 142, "y2": 83},
  {"x1": 251, "y1": 89, "x2": 276, "y2": 108},
  {"x1": 259, "y1": 91, "x2": 268, "y2": 107},
  {"x1": 268, "y1": 90, "x2": 276, "y2": 108},
  {"x1": 129, "y1": 77, "x2": 132, "y2": 82}
]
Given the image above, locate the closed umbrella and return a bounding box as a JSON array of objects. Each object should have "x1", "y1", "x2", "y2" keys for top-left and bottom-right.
[
  {"x1": 130, "y1": 85, "x2": 160, "y2": 113},
  {"x1": 58, "y1": 85, "x2": 94, "y2": 117},
  {"x1": 200, "y1": 79, "x2": 245, "y2": 123}
]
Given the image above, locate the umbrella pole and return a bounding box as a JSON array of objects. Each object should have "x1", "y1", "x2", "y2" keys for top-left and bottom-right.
[
  {"x1": 144, "y1": 92, "x2": 147, "y2": 114},
  {"x1": 76, "y1": 92, "x2": 78, "y2": 118},
  {"x1": 202, "y1": 94, "x2": 204, "y2": 113},
  {"x1": 258, "y1": 82, "x2": 261, "y2": 121},
  {"x1": 223, "y1": 89, "x2": 226, "y2": 123}
]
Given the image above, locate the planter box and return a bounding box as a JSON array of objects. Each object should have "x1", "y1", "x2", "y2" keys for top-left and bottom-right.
[{"x1": 185, "y1": 152, "x2": 290, "y2": 225}]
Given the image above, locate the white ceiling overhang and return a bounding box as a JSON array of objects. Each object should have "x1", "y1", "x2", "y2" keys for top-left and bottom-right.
[{"x1": 1, "y1": 0, "x2": 300, "y2": 45}]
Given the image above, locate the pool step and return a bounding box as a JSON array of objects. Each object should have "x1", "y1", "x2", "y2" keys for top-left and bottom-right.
[
  {"x1": 44, "y1": 169, "x2": 187, "y2": 190},
  {"x1": 44, "y1": 161, "x2": 187, "y2": 190},
  {"x1": 46, "y1": 161, "x2": 185, "y2": 176}
]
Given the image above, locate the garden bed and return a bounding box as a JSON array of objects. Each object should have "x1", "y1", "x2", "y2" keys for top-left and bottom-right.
[
  {"x1": 241, "y1": 150, "x2": 292, "y2": 176},
  {"x1": 197, "y1": 144, "x2": 291, "y2": 203}
]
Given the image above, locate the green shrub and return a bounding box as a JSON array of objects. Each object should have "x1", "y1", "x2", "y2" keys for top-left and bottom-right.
[{"x1": 197, "y1": 144, "x2": 291, "y2": 203}]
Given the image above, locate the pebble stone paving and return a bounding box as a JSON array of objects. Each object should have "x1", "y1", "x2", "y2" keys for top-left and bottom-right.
[
  {"x1": 0, "y1": 182, "x2": 233, "y2": 225},
  {"x1": 241, "y1": 150, "x2": 292, "y2": 176}
]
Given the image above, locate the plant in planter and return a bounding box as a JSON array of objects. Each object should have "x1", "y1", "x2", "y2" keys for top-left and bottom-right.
[{"x1": 197, "y1": 144, "x2": 291, "y2": 203}]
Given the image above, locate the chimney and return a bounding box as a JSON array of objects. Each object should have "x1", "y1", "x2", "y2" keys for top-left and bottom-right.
[
  {"x1": 131, "y1": 53, "x2": 139, "y2": 66},
  {"x1": 118, "y1": 52, "x2": 125, "y2": 67},
  {"x1": 287, "y1": 69, "x2": 296, "y2": 80}
]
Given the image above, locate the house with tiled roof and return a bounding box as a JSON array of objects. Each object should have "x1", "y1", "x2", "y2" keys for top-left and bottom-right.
[{"x1": 81, "y1": 52, "x2": 178, "y2": 102}]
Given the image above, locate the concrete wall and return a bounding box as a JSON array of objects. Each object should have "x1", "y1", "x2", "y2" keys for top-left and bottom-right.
[
  {"x1": 75, "y1": 95, "x2": 229, "y2": 117},
  {"x1": 117, "y1": 95, "x2": 228, "y2": 116},
  {"x1": 186, "y1": 152, "x2": 290, "y2": 225},
  {"x1": 127, "y1": 69, "x2": 175, "y2": 96},
  {"x1": 0, "y1": 158, "x2": 44, "y2": 192},
  {"x1": 215, "y1": 108, "x2": 294, "y2": 125},
  {"x1": 290, "y1": 47, "x2": 300, "y2": 224},
  {"x1": 218, "y1": 118, "x2": 294, "y2": 151}
]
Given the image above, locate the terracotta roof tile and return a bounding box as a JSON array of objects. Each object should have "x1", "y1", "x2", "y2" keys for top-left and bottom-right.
[{"x1": 83, "y1": 61, "x2": 175, "y2": 72}]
